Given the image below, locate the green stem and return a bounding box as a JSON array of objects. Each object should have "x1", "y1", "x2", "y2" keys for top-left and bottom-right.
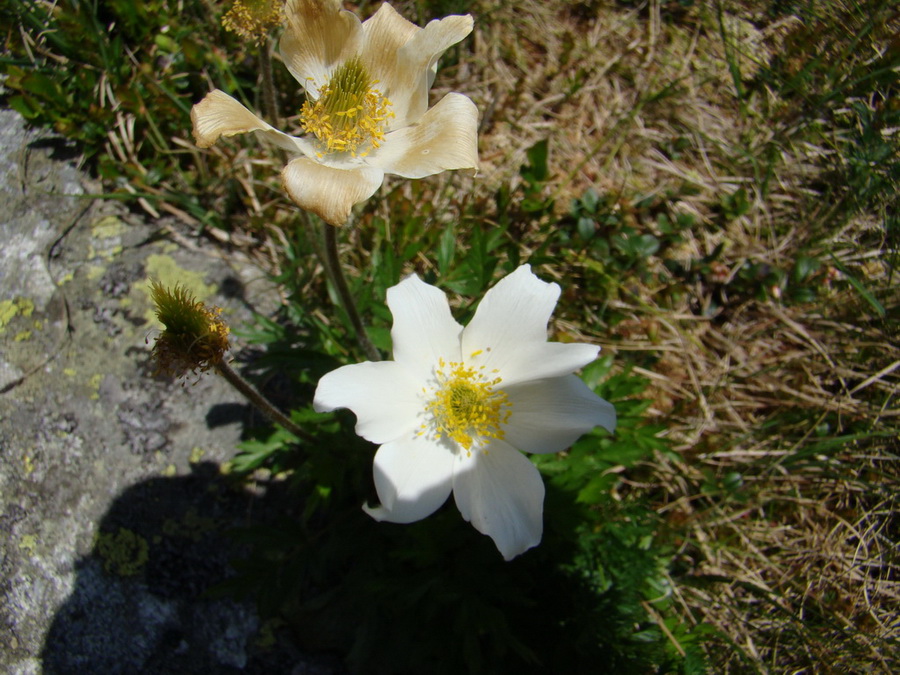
[
  {"x1": 216, "y1": 360, "x2": 315, "y2": 443},
  {"x1": 322, "y1": 223, "x2": 381, "y2": 362}
]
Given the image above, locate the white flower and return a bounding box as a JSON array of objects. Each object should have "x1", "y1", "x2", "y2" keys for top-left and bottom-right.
[
  {"x1": 313, "y1": 265, "x2": 617, "y2": 560},
  {"x1": 191, "y1": 0, "x2": 479, "y2": 226}
]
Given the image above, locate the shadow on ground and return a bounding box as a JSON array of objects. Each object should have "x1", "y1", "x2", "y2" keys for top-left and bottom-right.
[{"x1": 41, "y1": 461, "x2": 340, "y2": 675}]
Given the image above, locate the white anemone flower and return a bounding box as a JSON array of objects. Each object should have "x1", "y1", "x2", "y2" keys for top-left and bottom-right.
[
  {"x1": 313, "y1": 265, "x2": 617, "y2": 560},
  {"x1": 191, "y1": 0, "x2": 479, "y2": 226}
]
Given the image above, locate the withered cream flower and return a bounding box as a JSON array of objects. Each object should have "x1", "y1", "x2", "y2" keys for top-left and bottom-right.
[
  {"x1": 313, "y1": 266, "x2": 617, "y2": 560},
  {"x1": 192, "y1": 0, "x2": 479, "y2": 226}
]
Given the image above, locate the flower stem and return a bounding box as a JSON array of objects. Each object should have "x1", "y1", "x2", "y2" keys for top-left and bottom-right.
[
  {"x1": 216, "y1": 360, "x2": 315, "y2": 443},
  {"x1": 259, "y1": 40, "x2": 280, "y2": 129},
  {"x1": 322, "y1": 223, "x2": 381, "y2": 362}
]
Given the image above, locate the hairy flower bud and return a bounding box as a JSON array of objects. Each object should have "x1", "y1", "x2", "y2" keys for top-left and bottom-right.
[{"x1": 149, "y1": 282, "x2": 230, "y2": 379}]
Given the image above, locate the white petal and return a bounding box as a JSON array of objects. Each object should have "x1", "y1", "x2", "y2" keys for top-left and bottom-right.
[
  {"x1": 280, "y1": 0, "x2": 363, "y2": 98},
  {"x1": 313, "y1": 361, "x2": 421, "y2": 444},
  {"x1": 190, "y1": 89, "x2": 313, "y2": 155},
  {"x1": 364, "y1": 435, "x2": 455, "y2": 523},
  {"x1": 452, "y1": 440, "x2": 544, "y2": 560},
  {"x1": 387, "y1": 274, "x2": 463, "y2": 381},
  {"x1": 369, "y1": 93, "x2": 478, "y2": 178},
  {"x1": 464, "y1": 265, "x2": 557, "y2": 345},
  {"x1": 503, "y1": 375, "x2": 617, "y2": 454},
  {"x1": 378, "y1": 14, "x2": 473, "y2": 128},
  {"x1": 462, "y1": 266, "x2": 598, "y2": 385},
  {"x1": 282, "y1": 157, "x2": 384, "y2": 226}
]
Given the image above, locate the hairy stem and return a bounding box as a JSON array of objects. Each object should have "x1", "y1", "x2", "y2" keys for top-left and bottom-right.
[
  {"x1": 216, "y1": 360, "x2": 315, "y2": 442},
  {"x1": 259, "y1": 41, "x2": 280, "y2": 129},
  {"x1": 322, "y1": 223, "x2": 381, "y2": 362}
]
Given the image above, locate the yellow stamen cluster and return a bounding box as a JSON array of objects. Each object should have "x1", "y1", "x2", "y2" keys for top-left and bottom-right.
[
  {"x1": 149, "y1": 282, "x2": 230, "y2": 379},
  {"x1": 300, "y1": 56, "x2": 394, "y2": 158},
  {"x1": 222, "y1": 0, "x2": 284, "y2": 43},
  {"x1": 423, "y1": 357, "x2": 511, "y2": 453}
]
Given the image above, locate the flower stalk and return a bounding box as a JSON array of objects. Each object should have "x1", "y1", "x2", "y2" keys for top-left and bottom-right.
[
  {"x1": 215, "y1": 360, "x2": 314, "y2": 442},
  {"x1": 258, "y1": 42, "x2": 280, "y2": 131},
  {"x1": 322, "y1": 221, "x2": 381, "y2": 363}
]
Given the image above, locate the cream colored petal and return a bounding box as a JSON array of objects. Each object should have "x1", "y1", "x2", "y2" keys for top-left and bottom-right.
[
  {"x1": 281, "y1": 157, "x2": 384, "y2": 226},
  {"x1": 369, "y1": 93, "x2": 478, "y2": 178},
  {"x1": 280, "y1": 0, "x2": 363, "y2": 98},
  {"x1": 360, "y1": 4, "x2": 419, "y2": 89},
  {"x1": 190, "y1": 89, "x2": 313, "y2": 156},
  {"x1": 377, "y1": 13, "x2": 473, "y2": 128}
]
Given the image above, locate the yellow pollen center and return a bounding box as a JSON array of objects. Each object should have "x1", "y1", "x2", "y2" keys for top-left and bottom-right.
[
  {"x1": 423, "y1": 358, "x2": 511, "y2": 453},
  {"x1": 300, "y1": 56, "x2": 394, "y2": 158}
]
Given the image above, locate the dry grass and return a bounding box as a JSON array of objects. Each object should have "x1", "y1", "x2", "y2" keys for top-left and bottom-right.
[{"x1": 432, "y1": 0, "x2": 900, "y2": 670}]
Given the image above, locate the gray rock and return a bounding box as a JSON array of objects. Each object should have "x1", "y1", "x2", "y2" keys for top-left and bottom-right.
[{"x1": 0, "y1": 109, "x2": 333, "y2": 673}]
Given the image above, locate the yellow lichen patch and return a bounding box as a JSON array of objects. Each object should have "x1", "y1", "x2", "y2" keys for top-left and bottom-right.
[
  {"x1": 0, "y1": 297, "x2": 35, "y2": 334},
  {"x1": 14, "y1": 330, "x2": 32, "y2": 342},
  {"x1": 57, "y1": 272, "x2": 74, "y2": 286},
  {"x1": 87, "y1": 265, "x2": 106, "y2": 280},
  {"x1": 91, "y1": 215, "x2": 126, "y2": 239},
  {"x1": 88, "y1": 373, "x2": 103, "y2": 400},
  {"x1": 23, "y1": 454, "x2": 35, "y2": 475},
  {"x1": 95, "y1": 528, "x2": 149, "y2": 577},
  {"x1": 103, "y1": 245, "x2": 123, "y2": 260},
  {"x1": 163, "y1": 464, "x2": 178, "y2": 477},
  {"x1": 18, "y1": 534, "x2": 37, "y2": 553},
  {"x1": 163, "y1": 508, "x2": 216, "y2": 542},
  {"x1": 255, "y1": 618, "x2": 285, "y2": 649},
  {"x1": 63, "y1": 368, "x2": 77, "y2": 377},
  {"x1": 189, "y1": 446, "x2": 205, "y2": 464}
]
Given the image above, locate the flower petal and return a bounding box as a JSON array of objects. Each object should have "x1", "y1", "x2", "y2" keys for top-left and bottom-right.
[
  {"x1": 313, "y1": 361, "x2": 421, "y2": 444},
  {"x1": 190, "y1": 89, "x2": 313, "y2": 155},
  {"x1": 377, "y1": 13, "x2": 473, "y2": 128},
  {"x1": 464, "y1": 264, "x2": 556, "y2": 344},
  {"x1": 452, "y1": 440, "x2": 544, "y2": 560},
  {"x1": 387, "y1": 274, "x2": 463, "y2": 381},
  {"x1": 370, "y1": 93, "x2": 478, "y2": 178},
  {"x1": 503, "y1": 375, "x2": 617, "y2": 454},
  {"x1": 461, "y1": 265, "x2": 599, "y2": 385},
  {"x1": 280, "y1": 0, "x2": 363, "y2": 98},
  {"x1": 364, "y1": 435, "x2": 455, "y2": 524},
  {"x1": 361, "y1": 4, "x2": 419, "y2": 84},
  {"x1": 282, "y1": 157, "x2": 384, "y2": 226}
]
